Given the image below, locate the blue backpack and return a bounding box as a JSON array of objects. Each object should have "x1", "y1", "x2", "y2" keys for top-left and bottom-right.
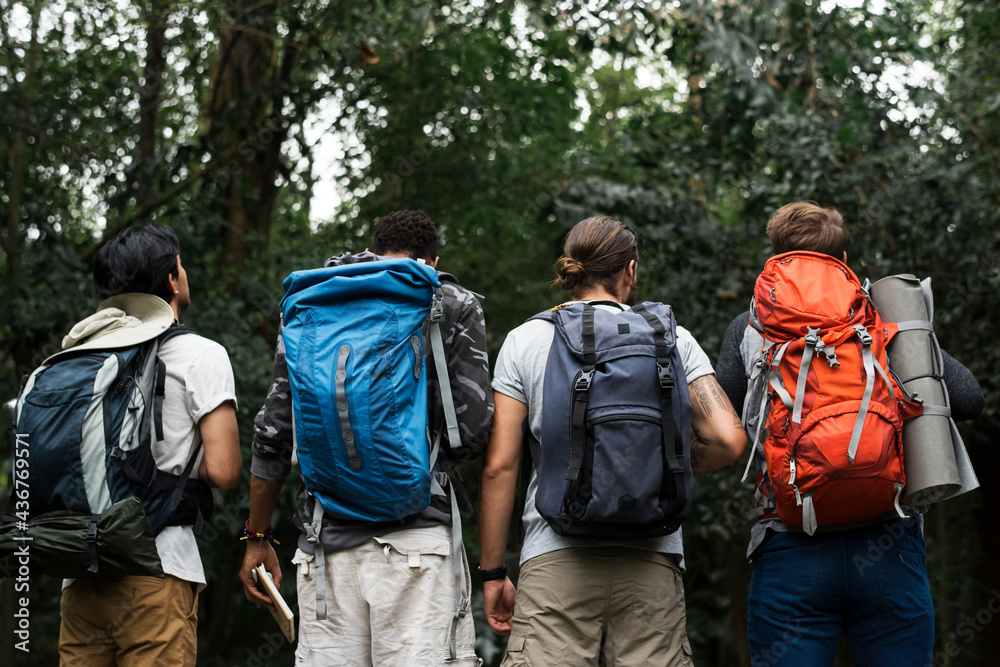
[
  {"x1": 281, "y1": 258, "x2": 463, "y2": 522},
  {"x1": 1, "y1": 325, "x2": 212, "y2": 578},
  {"x1": 282, "y1": 258, "x2": 471, "y2": 649},
  {"x1": 530, "y1": 301, "x2": 694, "y2": 539}
]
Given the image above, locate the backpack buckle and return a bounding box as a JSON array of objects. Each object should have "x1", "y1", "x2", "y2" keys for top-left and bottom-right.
[
  {"x1": 574, "y1": 369, "x2": 595, "y2": 393},
  {"x1": 430, "y1": 291, "x2": 444, "y2": 322},
  {"x1": 656, "y1": 362, "x2": 675, "y2": 390}
]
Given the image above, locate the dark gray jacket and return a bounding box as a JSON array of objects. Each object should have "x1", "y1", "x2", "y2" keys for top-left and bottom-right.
[{"x1": 250, "y1": 252, "x2": 494, "y2": 553}]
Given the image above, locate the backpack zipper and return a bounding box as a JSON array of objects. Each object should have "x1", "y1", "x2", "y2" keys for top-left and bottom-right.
[{"x1": 587, "y1": 413, "x2": 662, "y2": 427}]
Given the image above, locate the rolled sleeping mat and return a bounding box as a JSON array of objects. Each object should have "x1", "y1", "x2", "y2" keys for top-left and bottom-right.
[{"x1": 869, "y1": 274, "x2": 979, "y2": 505}]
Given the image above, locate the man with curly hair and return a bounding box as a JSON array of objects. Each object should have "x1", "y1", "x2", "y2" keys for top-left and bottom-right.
[{"x1": 241, "y1": 210, "x2": 493, "y2": 666}]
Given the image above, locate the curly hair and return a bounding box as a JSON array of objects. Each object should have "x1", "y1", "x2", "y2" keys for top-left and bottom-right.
[{"x1": 371, "y1": 210, "x2": 439, "y2": 261}]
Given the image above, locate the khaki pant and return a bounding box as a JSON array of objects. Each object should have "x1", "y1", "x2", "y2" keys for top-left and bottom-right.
[
  {"x1": 503, "y1": 547, "x2": 694, "y2": 667},
  {"x1": 59, "y1": 574, "x2": 198, "y2": 667},
  {"x1": 294, "y1": 525, "x2": 481, "y2": 666}
]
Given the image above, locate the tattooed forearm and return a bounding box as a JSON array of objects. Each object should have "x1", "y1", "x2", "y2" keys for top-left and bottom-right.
[
  {"x1": 691, "y1": 377, "x2": 715, "y2": 418},
  {"x1": 690, "y1": 433, "x2": 706, "y2": 472},
  {"x1": 690, "y1": 376, "x2": 742, "y2": 427},
  {"x1": 688, "y1": 375, "x2": 748, "y2": 475}
]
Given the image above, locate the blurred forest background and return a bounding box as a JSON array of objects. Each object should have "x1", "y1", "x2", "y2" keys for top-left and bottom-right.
[{"x1": 1, "y1": 0, "x2": 997, "y2": 664}]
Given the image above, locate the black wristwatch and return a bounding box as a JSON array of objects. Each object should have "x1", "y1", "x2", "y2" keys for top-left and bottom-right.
[{"x1": 478, "y1": 565, "x2": 508, "y2": 582}]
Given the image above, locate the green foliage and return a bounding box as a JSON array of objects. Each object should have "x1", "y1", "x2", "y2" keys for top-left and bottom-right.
[{"x1": 1, "y1": 0, "x2": 998, "y2": 665}]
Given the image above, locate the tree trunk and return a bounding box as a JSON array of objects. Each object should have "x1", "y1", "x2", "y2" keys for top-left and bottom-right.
[
  {"x1": 206, "y1": 1, "x2": 283, "y2": 269},
  {"x1": 137, "y1": 0, "x2": 168, "y2": 206},
  {"x1": 3, "y1": 0, "x2": 42, "y2": 287}
]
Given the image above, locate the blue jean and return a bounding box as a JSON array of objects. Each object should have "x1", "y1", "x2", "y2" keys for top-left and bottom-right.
[{"x1": 748, "y1": 517, "x2": 934, "y2": 667}]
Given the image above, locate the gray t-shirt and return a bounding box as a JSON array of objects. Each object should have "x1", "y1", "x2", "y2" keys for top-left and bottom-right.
[{"x1": 492, "y1": 301, "x2": 715, "y2": 568}]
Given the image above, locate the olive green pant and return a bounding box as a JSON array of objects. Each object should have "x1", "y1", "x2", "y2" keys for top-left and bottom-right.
[{"x1": 503, "y1": 547, "x2": 694, "y2": 667}]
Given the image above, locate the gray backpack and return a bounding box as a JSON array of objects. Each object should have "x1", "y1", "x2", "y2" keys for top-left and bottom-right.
[{"x1": 530, "y1": 301, "x2": 693, "y2": 539}]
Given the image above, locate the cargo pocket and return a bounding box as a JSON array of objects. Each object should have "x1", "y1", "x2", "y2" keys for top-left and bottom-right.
[
  {"x1": 373, "y1": 532, "x2": 450, "y2": 575},
  {"x1": 504, "y1": 635, "x2": 531, "y2": 666}
]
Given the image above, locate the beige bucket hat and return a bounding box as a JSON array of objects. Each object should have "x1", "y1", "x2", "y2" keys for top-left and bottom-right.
[{"x1": 55, "y1": 293, "x2": 176, "y2": 358}]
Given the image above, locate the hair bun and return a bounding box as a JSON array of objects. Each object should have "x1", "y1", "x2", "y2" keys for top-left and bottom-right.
[{"x1": 555, "y1": 256, "x2": 586, "y2": 290}]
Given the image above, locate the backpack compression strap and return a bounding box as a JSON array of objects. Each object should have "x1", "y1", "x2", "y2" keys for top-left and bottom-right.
[
  {"x1": 631, "y1": 305, "x2": 687, "y2": 503},
  {"x1": 846, "y1": 325, "x2": 894, "y2": 463},
  {"x1": 792, "y1": 328, "x2": 822, "y2": 424},
  {"x1": 304, "y1": 499, "x2": 327, "y2": 620},
  {"x1": 564, "y1": 304, "x2": 599, "y2": 506}
]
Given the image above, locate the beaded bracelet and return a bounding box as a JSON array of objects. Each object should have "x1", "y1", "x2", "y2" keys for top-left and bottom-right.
[
  {"x1": 478, "y1": 565, "x2": 508, "y2": 582},
  {"x1": 241, "y1": 519, "x2": 280, "y2": 544}
]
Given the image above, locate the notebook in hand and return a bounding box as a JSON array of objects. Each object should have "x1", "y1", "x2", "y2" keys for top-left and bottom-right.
[{"x1": 253, "y1": 563, "x2": 295, "y2": 643}]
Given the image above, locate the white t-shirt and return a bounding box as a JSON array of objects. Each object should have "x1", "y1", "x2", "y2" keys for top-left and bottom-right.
[
  {"x1": 153, "y1": 333, "x2": 237, "y2": 586},
  {"x1": 492, "y1": 302, "x2": 715, "y2": 568}
]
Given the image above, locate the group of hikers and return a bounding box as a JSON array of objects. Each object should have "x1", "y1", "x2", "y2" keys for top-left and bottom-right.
[{"x1": 5, "y1": 202, "x2": 984, "y2": 667}]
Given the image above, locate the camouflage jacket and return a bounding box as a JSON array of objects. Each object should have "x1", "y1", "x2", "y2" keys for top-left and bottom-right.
[{"x1": 250, "y1": 251, "x2": 494, "y2": 553}]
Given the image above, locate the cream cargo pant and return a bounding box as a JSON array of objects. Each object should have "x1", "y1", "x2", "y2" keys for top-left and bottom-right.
[{"x1": 294, "y1": 524, "x2": 481, "y2": 666}]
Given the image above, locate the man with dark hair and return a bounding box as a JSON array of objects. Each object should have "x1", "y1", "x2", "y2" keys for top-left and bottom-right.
[
  {"x1": 479, "y1": 215, "x2": 746, "y2": 666},
  {"x1": 371, "y1": 208, "x2": 440, "y2": 260},
  {"x1": 59, "y1": 224, "x2": 241, "y2": 666},
  {"x1": 716, "y1": 201, "x2": 984, "y2": 666},
  {"x1": 241, "y1": 210, "x2": 492, "y2": 666}
]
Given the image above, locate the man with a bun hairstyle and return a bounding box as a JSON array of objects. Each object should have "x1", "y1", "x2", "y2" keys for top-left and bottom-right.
[{"x1": 479, "y1": 215, "x2": 747, "y2": 666}]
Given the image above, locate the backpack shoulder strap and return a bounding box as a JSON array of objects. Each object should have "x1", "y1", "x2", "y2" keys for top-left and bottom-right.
[
  {"x1": 631, "y1": 304, "x2": 687, "y2": 501},
  {"x1": 428, "y1": 288, "x2": 461, "y2": 453},
  {"x1": 152, "y1": 324, "x2": 211, "y2": 533},
  {"x1": 153, "y1": 324, "x2": 196, "y2": 443}
]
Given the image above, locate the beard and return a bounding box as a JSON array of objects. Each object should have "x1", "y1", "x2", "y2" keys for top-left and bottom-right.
[{"x1": 622, "y1": 281, "x2": 637, "y2": 306}]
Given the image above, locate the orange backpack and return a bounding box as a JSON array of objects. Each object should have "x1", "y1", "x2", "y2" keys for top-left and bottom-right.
[{"x1": 742, "y1": 252, "x2": 922, "y2": 534}]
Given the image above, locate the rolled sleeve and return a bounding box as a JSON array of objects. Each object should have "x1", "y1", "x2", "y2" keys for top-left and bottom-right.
[{"x1": 184, "y1": 345, "x2": 237, "y2": 423}]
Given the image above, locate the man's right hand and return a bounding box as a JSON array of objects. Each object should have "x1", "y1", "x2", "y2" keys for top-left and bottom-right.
[
  {"x1": 483, "y1": 577, "x2": 517, "y2": 635},
  {"x1": 240, "y1": 540, "x2": 282, "y2": 612}
]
